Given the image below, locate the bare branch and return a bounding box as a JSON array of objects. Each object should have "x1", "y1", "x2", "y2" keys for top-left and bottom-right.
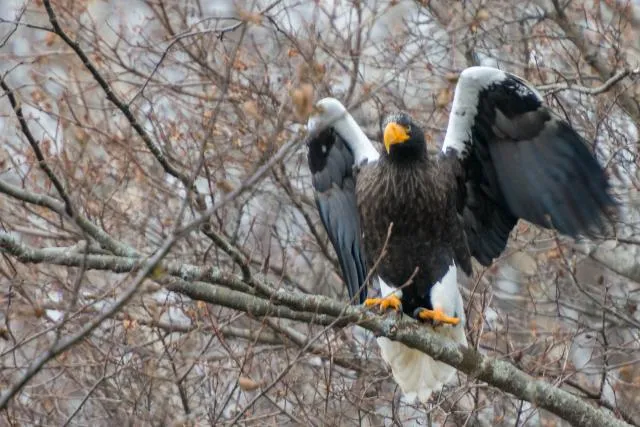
[
  {"x1": 0, "y1": 77, "x2": 74, "y2": 216},
  {"x1": 0, "y1": 178, "x2": 137, "y2": 257},
  {"x1": 42, "y1": 0, "x2": 194, "y2": 191},
  {"x1": 546, "y1": 1, "x2": 640, "y2": 125},
  {"x1": 537, "y1": 68, "x2": 640, "y2": 95},
  {"x1": 0, "y1": 232, "x2": 632, "y2": 427},
  {"x1": 0, "y1": 233, "x2": 177, "y2": 410}
]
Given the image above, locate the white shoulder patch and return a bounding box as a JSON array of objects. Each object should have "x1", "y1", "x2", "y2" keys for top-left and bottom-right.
[
  {"x1": 441, "y1": 66, "x2": 545, "y2": 159},
  {"x1": 441, "y1": 66, "x2": 508, "y2": 157},
  {"x1": 307, "y1": 97, "x2": 380, "y2": 166}
]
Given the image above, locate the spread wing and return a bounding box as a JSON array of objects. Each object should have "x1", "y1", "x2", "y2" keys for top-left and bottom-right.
[
  {"x1": 306, "y1": 104, "x2": 380, "y2": 304},
  {"x1": 441, "y1": 66, "x2": 616, "y2": 266}
]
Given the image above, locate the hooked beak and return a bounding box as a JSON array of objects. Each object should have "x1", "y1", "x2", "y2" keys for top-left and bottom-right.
[{"x1": 383, "y1": 122, "x2": 410, "y2": 153}]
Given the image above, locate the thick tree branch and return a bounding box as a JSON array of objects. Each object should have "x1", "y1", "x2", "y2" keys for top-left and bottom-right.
[{"x1": 0, "y1": 233, "x2": 631, "y2": 427}]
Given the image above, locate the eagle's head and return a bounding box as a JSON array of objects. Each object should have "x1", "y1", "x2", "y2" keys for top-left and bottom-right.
[{"x1": 382, "y1": 112, "x2": 426, "y2": 162}]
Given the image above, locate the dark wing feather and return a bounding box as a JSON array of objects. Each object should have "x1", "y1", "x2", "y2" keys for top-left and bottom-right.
[
  {"x1": 444, "y1": 67, "x2": 616, "y2": 266},
  {"x1": 307, "y1": 128, "x2": 368, "y2": 304}
]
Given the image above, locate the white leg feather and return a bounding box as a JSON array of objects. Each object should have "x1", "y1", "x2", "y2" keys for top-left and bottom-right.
[{"x1": 374, "y1": 266, "x2": 467, "y2": 403}]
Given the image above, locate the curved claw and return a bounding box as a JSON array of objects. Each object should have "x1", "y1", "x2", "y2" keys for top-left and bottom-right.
[
  {"x1": 364, "y1": 294, "x2": 402, "y2": 312},
  {"x1": 414, "y1": 307, "x2": 460, "y2": 326}
]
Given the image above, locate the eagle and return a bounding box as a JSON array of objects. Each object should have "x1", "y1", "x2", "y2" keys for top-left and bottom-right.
[{"x1": 304, "y1": 66, "x2": 616, "y2": 402}]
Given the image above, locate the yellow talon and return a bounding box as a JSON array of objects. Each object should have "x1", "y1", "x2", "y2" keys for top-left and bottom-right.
[
  {"x1": 364, "y1": 294, "x2": 402, "y2": 311},
  {"x1": 417, "y1": 307, "x2": 460, "y2": 325}
]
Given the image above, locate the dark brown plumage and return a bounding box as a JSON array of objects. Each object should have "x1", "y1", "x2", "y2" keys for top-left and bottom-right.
[{"x1": 355, "y1": 114, "x2": 470, "y2": 317}]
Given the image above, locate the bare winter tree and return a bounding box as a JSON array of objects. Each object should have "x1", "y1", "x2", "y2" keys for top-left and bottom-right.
[{"x1": 1, "y1": 0, "x2": 639, "y2": 425}]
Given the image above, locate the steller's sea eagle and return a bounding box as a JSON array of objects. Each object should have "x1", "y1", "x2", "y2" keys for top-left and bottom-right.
[{"x1": 305, "y1": 66, "x2": 616, "y2": 402}]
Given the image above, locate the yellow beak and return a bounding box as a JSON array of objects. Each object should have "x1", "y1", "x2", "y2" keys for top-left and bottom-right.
[{"x1": 383, "y1": 122, "x2": 410, "y2": 153}]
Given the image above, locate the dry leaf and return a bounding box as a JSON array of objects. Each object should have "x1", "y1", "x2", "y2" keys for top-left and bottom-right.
[
  {"x1": 239, "y1": 376, "x2": 262, "y2": 391},
  {"x1": 123, "y1": 318, "x2": 137, "y2": 330},
  {"x1": 31, "y1": 90, "x2": 45, "y2": 103},
  {"x1": 547, "y1": 247, "x2": 561, "y2": 260},
  {"x1": 44, "y1": 32, "x2": 57, "y2": 47},
  {"x1": 238, "y1": 9, "x2": 262, "y2": 25},
  {"x1": 435, "y1": 88, "x2": 451, "y2": 109},
  {"x1": 216, "y1": 180, "x2": 235, "y2": 194},
  {"x1": 243, "y1": 100, "x2": 260, "y2": 118},
  {"x1": 232, "y1": 58, "x2": 248, "y2": 71},
  {"x1": 290, "y1": 83, "x2": 314, "y2": 122},
  {"x1": 312, "y1": 62, "x2": 326, "y2": 79},
  {"x1": 476, "y1": 8, "x2": 489, "y2": 21},
  {"x1": 256, "y1": 136, "x2": 269, "y2": 153},
  {"x1": 74, "y1": 128, "x2": 89, "y2": 144},
  {"x1": 297, "y1": 62, "x2": 325, "y2": 84},
  {"x1": 33, "y1": 305, "x2": 45, "y2": 318},
  {"x1": 444, "y1": 72, "x2": 459, "y2": 83}
]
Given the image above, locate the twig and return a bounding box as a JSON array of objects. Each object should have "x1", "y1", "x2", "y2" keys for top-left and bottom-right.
[
  {"x1": 0, "y1": 232, "x2": 177, "y2": 410},
  {"x1": 42, "y1": 0, "x2": 193, "y2": 192},
  {"x1": 0, "y1": 77, "x2": 74, "y2": 216},
  {"x1": 227, "y1": 309, "x2": 358, "y2": 425},
  {"x1": 0, "y1": 178, "x2": 137, "y2": 257},
  {"x1": 363, "y1": 222, "x2": 394, "y2": 290},
  {"x1": 537, "y1": 68, "x2": 640, "y2": 95},
  {"x1": 130, "y1": 0, "x2": 283, "y2": 104},
  {"x1": 272, "y1": 167, "x2": 340, "y2": 273},
  {"x1": 546, "y1": 1, "x2": 640, "y2": 125},
  {"x1": 201, "y1": 226, "x2": 253, "y2": 281},
  {"x1": 552, "y1": 235, "x2": 640, "y2": 330},
  {"x1": 174, "y1": 133, "x2": 302, "y2": 238}
]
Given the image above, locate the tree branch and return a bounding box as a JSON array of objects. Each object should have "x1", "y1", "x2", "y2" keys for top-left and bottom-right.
[
  {"x1": 0, "y1": 233, "x2": 631, "y2": 427},
  {"x1": 0, "y1": 178, "x2": 138, "y2": 257},
  {"x1": 0, "y1": 233, "x2": 178, "y2": 410},
  {"x1": 537, "y1": 68, "x2": 640, "y2": 95},
  {"x1": 42, "y1": 0, "x2": 194, "y2": 192},
  {"x1": 546, "y1": 0, "x2": 640, "y2": 126},
  {"x1": 0, "y1": 77, "x2": 74, "y2": 216}
]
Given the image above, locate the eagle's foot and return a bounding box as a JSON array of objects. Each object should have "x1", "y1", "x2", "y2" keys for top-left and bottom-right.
[
  {"x1": 364, "y1": 294, "x2": 402, "y2": 312},
  {"x1": 414, "y1": 307, "x2": 460, "y2": 326}
]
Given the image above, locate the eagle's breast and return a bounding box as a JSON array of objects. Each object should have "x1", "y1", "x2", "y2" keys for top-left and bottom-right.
[{"x1": 356, "y1": 159, "x2": 463, "y2": 314}]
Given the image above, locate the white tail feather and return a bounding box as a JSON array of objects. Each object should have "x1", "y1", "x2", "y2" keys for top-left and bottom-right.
[{"x1": 377, "y1": 322, "x2": 467, "y2": 403}]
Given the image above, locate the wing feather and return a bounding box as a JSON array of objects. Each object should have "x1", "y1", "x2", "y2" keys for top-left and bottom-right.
[
  {"x1": 443, "y1": 66, "x2": 616, "y2": 265},
  {"x1": 307, "y1": 126, "x2": 368, "y2": 304}
]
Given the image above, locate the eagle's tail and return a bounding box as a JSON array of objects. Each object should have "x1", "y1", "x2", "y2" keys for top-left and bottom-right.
[{"x1": 377, "y1": 324, "x2": 467, "y2": 403}]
